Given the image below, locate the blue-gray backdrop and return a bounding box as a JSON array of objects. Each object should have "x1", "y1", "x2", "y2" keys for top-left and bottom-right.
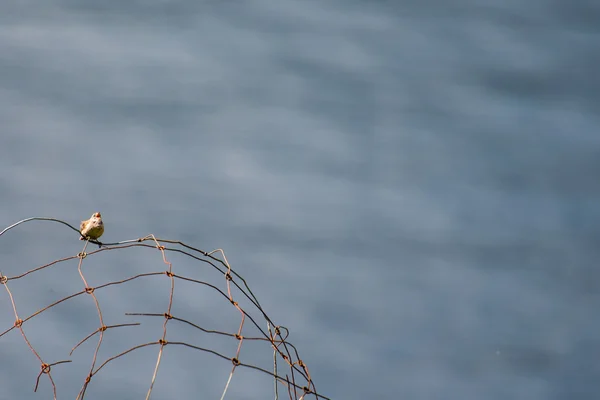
[{"x1": 1, "y1": 1, "x2": 599, "y2": 399}]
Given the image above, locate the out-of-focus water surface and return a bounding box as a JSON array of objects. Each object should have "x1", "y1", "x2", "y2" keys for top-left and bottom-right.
[{"x1": 1, "y1": 1, "x2": 599, "y2": 399}]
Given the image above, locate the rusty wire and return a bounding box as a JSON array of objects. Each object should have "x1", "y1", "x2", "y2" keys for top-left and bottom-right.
[{"x1": 0, "y1": 217, "x2": 328, "y2": 400}]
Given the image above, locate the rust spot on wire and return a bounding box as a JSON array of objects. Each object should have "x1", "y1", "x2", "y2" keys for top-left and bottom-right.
[{"x1": 41, "y1": 363, "x2": 51, "y2": 374}]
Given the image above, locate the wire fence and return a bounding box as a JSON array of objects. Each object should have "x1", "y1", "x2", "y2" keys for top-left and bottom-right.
[{"x1": 0, "y1": 217, "x2": 327, "y2": 400}]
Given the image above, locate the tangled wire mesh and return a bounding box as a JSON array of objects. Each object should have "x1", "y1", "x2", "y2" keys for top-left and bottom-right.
[{"x1": 0, "y1": 217, "x2": 327, "y2": 400}]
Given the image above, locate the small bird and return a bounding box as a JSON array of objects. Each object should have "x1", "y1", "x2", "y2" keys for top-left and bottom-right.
[{"x1": 79, "y1": 212, "x2": 104, "y2": 241}]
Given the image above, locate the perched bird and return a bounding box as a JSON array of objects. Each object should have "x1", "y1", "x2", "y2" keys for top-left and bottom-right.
[{"x1": 79, "y1": 212, "x2": 104, "y2": 241}]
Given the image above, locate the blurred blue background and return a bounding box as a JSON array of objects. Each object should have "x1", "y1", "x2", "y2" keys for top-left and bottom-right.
[{"x1": 1, "y1": 1, "x2": 599, "y2": 399}]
